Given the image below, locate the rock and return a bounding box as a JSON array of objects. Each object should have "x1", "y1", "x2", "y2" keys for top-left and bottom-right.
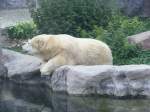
[
  {"x1": 0, "y1": 0, "x2": 38, "y2": 9},
  {"x1": 117, "y1": 0, "x2": 144, "y2": 16},
  {"x1": 0, "y1": 63, "x2": 8, "y2": 78},
  {"x1": 142, "y1": 0, "x2": 150, "y2": 17},
  {"x1": 0, "y1": 48, "x2": 2, "y2": 62},
  {"x1": 0, "y1": 0, "x2": 27, "y2": 9},
  {"x1": 1, "y1": 49, "x2": 150, "y2": 98},
  {"x1": 1, "y1": 49, "x2": 42, "y2": 79},
  {"x1": 51, "y1": 65, "x2": 150, "y2": 97},
  {"x1": 0, "y1": 9, "x2": 32, "y2": 29},
  {"x1": 0, "y1": 48, "x2": 8, "y2": 78},
  {"x1": 128, "y1": 31, "x2": 150, "y2": 50},
  {"x1": 117, "y1": 0, "x2": 150, "y2": 17}
]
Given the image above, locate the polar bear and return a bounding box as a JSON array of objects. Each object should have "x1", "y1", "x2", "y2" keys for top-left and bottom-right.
[{"x1": 22, "y1": 34, "x2": 113, "y2": 76}]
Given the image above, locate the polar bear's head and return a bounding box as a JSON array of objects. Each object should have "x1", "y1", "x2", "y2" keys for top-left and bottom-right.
[
  {"x1": 22, "y1": 34, "x2": 50, "y2": 55},
  {"x1": 22, "y1": 39, "x2": 38, "y2": 54}
]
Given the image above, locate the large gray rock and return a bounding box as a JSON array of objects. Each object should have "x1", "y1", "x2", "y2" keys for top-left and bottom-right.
[
  {"x1": 118, "y1": 0, "x2": 144, "y2": 16},
  {"x1": 117, "y1": 0, "x2": 150, "y2": 17},
  {"x1": 128, "y1": 31, "x2": 150, "y2": 50},
  {"x1": 1, "y1": 49, "x2": 42, "y2": 79},
  {"x1": 51, "y1": 65, "x2": 150, "y2": 97},
  {"x1": 0, "y1": 9, "x2": 32, "y2": 29},
  {"x1": 142, "y1": 0, "x2": 150, "y2": 17},
  {"x1": 0, "y1": 48, "x2": 2, "y2": 61},
  {"x1": 0, "y1": 0, "x2": 38, "y2": 9},
  {"x1": 1, "y1": 49, "x2": 150, "y2": 98},
  {"x1": 0, "y1": 0, "x2": 27, "y2": 9},
  {"x1": 0, "y1": 48, "x2": 8, "y2": 78},
  {"x1": 0, "y1": 63, "x2": 8, "y2": 78}
]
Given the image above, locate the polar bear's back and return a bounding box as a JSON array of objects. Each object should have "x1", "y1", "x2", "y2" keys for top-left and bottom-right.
[
  {"x1": 54, "y1": 34, "x2": 113, "y2": 65},
  {"x1": 75, "y1": 38, "x2": 113, "y2": 65}
]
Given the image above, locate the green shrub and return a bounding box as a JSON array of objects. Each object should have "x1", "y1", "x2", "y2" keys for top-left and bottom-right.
[
  {"x1": 32, "y1": 0, "x2": 116, "y2": 35},
  {"x1": 107, "y1": 15, "x2": 149, "y2": 36},
  {"x1": 77, "y1": 15, "x2": 150, "y2": 65},
  {"x1": 105, "y1": 15, "x2": 150, "y2": 64},
  {"x1": 7, "y1": 21, "x2": 37, "y2": 39},
  {"x1": 127, "y1": 50, "x2": 150, "y2": 64},
  {"x1": 95, "y1": 28, "x2": 140, "y2": 65}
]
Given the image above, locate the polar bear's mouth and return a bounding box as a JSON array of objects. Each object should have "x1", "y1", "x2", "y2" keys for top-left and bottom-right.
[{"x1": 22, "y1": 40, "x2": 38, "y2": 55}]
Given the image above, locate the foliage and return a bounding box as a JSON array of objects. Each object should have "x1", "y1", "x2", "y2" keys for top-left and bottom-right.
[
  {"x1": 7, "y1": 21, "x2": 37, "y2": 39},
  {"x1": 76, "y1": 15, "x2": 150, "y2": 65},
  {"x1": 107, "y1": 15, "x2": 149, "y2": 36},
  {"x1": 32, "y1": 0, "x2": 116, "y2": 35},
  {"x1": 11, "y1": 0, "x2": 150, "y2": 65},
  {"x1": 127, "y1": 50, "x2": 150, "y2": 64},
  {"x1": 103, "y1": 15, "x2": 150, "y2": 65}
]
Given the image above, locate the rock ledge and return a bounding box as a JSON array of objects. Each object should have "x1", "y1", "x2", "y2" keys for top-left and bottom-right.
[
  {"x1": 52, "y1": 65, "x2": 150, "y2": 97},
  {"x1": 1, "y1": 49, "x2": 150, "y2": 97}
]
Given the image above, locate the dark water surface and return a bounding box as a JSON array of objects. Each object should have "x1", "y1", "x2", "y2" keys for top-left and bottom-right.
[{"x1": 0, "y1": 81, "x2": 150, "y2": 112}]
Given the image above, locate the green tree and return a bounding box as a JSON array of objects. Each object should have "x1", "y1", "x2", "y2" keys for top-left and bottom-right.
[{"x1": 32, "y1": 0, "x2": 115, "y2": 35}]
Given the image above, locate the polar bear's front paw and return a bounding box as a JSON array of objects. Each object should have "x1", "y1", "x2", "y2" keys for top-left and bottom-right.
[
  {"x1": 40, "y1": 67, "x2": 51, "y2": 76},
  {"x1": 40, "y1": 68, "x2": 52, "y2": 80}
]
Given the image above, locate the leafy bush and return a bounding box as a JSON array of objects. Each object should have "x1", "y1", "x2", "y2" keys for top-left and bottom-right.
[
  {"x1": 32, "y1": 0, "x2": 116, "y2": 35},
  {"x1": 106, "y1": 30, "x2": 141, "y2": 65},
  {"x1": 77, "y1": 15, "x2": 150, "y2": 65},
  {"x1": 105, "y1": 15, "x2": 150, "y2": 65},
  {"x1": 107, "y1": 15, "x2": 148, "y2": 36},
  {"x1": 127, "y1": 50, "x2": 150, "y2": 64},
  {"x1": 7, "y1": 21, "x2": 37, "y2": 39},
  {"x1": 104, "y1": 16, "x2": 147, "y2": 64}
]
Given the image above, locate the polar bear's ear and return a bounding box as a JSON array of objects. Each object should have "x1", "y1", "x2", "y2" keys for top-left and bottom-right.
[{"x1": 37, "y1": 39, "x2": 45, "y2": 47}]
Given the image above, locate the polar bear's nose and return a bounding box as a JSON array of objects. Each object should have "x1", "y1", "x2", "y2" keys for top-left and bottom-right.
[
  {"x1": 22, "y1": 42, "x2": 38, "y2": 55},
  {"x1": 22, "y1": 44, "x2": 28, "y2": 51},
  {"x1": 22, "y1": 43, "x2": 32, "y2": 53}
]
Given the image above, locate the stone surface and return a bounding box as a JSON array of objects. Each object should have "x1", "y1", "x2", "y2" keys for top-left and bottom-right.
[
  {"x1": 128, "y1": 31, "x2": 150, "y2": 50},
  {"x1": 117, "y1": 0, "x2": 150, "y2": 17},
  {"x1": 51, "y1": 65, "x2": 150, "y2": 97},
  {"x1": 1, "y1": 49, "x2": 42, "y2": 79},
  {"x1": 1, "y1": 49, "x2": 150, "y2": 97},
  {"x1": 142, "y1": 0, "x2": 150, "y2": 17},
  {"x1": 0, "y1": 9, "x2": 32, "y2": 29},
  {"x1": 0, "y1": 0, "x2": 27, "y2": 9},
  {"x1": 0, "y1": 48, "x2": 8, "y2": 78},
  {"x1": 118, "y1": 0, "x2": 144, "y2": 16},
  {"x1": 0, "y1": 63, "x2": 8, "y2": 78},
  {"x1": 0, "y1": 0, "x2": 38, "y2": 9},
  {"x1": 0, "y1": 48, "x2": 2, "y2": 62}
]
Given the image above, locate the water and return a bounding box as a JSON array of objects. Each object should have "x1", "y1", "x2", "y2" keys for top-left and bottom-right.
[{"x1": 0, "y1": 80, "x2": 150, "y2": 112}]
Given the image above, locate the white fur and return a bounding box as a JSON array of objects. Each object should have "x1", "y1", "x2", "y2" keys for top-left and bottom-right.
[
  {"x1": 22, "y1": 40, "x2": 38, "y2": 54},
  {"x1": 22, "y1": 34, "x2": 113, "y2": 76}
]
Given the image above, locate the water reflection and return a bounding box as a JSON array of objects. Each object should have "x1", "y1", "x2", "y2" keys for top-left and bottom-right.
[{"x1": 0, "y1": 80, "x2": 150, "y2": 112}]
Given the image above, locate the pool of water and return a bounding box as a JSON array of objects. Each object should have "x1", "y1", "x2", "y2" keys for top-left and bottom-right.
[{"x1": 0, "y1": 80, "x2": 150, "y2": 112}]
